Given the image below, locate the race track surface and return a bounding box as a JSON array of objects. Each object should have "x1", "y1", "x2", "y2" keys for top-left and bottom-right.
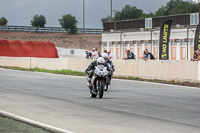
[{"x1": 0, "y1": 68, "x2": 200, "y2": 133}]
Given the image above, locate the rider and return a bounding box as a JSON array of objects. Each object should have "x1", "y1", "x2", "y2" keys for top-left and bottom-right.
[
  {"x1": 102, "y1": 53, "x2": 115, "y2": 85},
  {"x1": 85, "y1": 57, "x2": 109, "y2": 94}
]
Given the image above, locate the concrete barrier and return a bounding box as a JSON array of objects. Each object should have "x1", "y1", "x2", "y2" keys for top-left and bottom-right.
[
  {"x1": 31, "y1": 58, "x2": 69, "y2": 70},
  {"x1": 0, "y1": 56, "x2": 199, "y2": 82},
  {"x1": 112, "y1": 60, "x2": 198, "y2": 82},
  {"x1": 0, "y1": 57, "x2": 31, "y2": 68}
]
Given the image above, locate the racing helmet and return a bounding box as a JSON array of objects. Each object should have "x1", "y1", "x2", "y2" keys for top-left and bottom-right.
[
  {"x1": 97, "y1": 57, "x2": 105, "y2": 65},
  {"x1": 102, "y1": 53, "x2": 108, "y2": 61}
]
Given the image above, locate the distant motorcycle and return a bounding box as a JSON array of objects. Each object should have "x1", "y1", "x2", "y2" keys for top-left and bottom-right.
[
  {"x1": 105, "y1": 64, "x2": 113, "y2": 91},
  {"x1": 90, "y1": 65, "x2": 109, "y2": 98}
]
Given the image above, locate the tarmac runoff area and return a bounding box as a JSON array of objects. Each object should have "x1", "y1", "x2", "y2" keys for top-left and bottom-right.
[
  {"x1": 0, "y1": 68, "x2": 200, "y2": 133},
  {"x1": 0, "y1": 110, "x2": 74, "y2": 133}
]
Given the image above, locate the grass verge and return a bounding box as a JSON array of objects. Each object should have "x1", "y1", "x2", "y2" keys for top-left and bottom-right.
[
  {"x1": 0, "y1": 66, "x2": 87, "y2": 76},
  {"x1": 0, "y1": 115, "x2": 53, "y2": 133},
  {"x1": 1, "y1": 66, "x2": 200, "y2": 88}
]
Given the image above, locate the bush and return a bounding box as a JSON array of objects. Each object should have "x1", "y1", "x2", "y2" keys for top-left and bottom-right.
[
  {"x1": 31, "y1": 14, "x2": 46, "y2": 31},
  {"x1": 58, "y1": 14, "x2": 78, "y2": 34},
  {"x1": 0, "y1": 17, "x2": 8, "y2": 26}
]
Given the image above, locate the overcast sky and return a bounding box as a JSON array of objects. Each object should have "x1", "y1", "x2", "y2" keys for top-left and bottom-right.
[{"x1": 0, "y1": 0, "x2": 193, "y2": 28}]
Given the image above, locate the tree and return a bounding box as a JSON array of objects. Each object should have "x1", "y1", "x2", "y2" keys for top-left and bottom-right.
[
  {"x1": 101, "y1": 0, "x2": 199, "y2": 24},
  {"x1": 113, "y1": 5, "x2": 143, "y2": 21},
  {"x1": 102, "y1": 4, "x2": 144, "y2": 22},
  {"x1": 0, "y1": 17, "x2": 8, "y2": 26},
  {"x1": 155, "y1": 0, "x2": 198, "y2": 17},
  {"x1": 155, "y1": 6, "x2": 167, "y2": 17},
  {"x1": 101, "y1": 15, "x2": 113, "y2": 23},
  {"x1": 58, "y1": 14, "x2": 78, "y2": 34},
  {"x1": 140, "y1": 12, "x2": 154, "y2": 19},
  {"x1": 31, "y1": 14, "x2": 46, "y2": 31}
]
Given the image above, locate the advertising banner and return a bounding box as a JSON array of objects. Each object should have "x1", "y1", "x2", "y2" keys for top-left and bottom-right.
[
  {"x1": 159, "y1": 20, "x2": 173, "y2": 60},
  {"x1": 194, "y1": 23, "x2": 200, "y2": 51}
]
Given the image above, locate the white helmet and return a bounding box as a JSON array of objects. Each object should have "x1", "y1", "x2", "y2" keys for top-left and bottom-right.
[
  {"x1": 97, "y1": 57, "x2": 105, "y2": 65},
  {"x1": 102, "y1": 53, "x2": 108, "y2": 60}
]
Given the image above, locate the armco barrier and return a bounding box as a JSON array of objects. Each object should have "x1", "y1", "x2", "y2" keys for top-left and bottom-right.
[
  {"x1": 0, "y1": 40, "x2": 59, "y2": 58},
  {"x1": 0, "y1": 56, "x2": 199, "y2": 82}
]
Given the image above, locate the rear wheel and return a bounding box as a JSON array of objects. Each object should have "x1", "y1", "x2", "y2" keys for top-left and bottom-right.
[{"x1": 98, "y1": 81, "x2": 104, "y2": 98}]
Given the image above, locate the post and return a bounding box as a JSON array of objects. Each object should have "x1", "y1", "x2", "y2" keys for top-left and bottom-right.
[
  {"x1": 120, "y1": 32, "x2": 122, "y2": 59},
  {"x1": 110, "y1": 0, "x2": 112, "y2": 18},
  {"x1": 187, "y1": 27, "x2": 189, "y2": 60},
  {"x1": 83, "y1": 0, "x2": 85, "y2": 33},
  {"x1": 151, "y1": 30, "x2": 153, "y2": 53}
]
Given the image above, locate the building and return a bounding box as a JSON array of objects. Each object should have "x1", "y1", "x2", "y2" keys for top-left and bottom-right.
[{"x1": 101, "y1": 12, "x2": 200, "y2": 60}]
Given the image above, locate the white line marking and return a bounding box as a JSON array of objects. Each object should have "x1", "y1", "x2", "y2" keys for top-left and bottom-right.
[
  {"x1": 0, "y1": 110, "x2": 75, "y2": 133},
  {"x1": 113, "y1": 78, "x2": 200, "y2": 90}
]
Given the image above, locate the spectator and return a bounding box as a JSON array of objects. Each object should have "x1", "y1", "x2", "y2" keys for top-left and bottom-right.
[
  {"x1": 191, "y1": 50, "x2": 200, "y2": 61},
  {"x1": 191, "y1": 51, "x2": 198, "y2": 61},
  {"x1": 85, "y1": 51, "x2": 92, "y2": 59},
  {"x1": 108, "y1": 51, "x2": 114, "y2": 59},
  {"x1": 197, "y1": 50, "x2": 200, "y2": 60},
  {"x1": 91, "y1": 48, "x2": 98, "y2": 59},
  {"x1": 98, "y1": 51, "x2": 102, "y2": 57},
  {"x1": 123, "y1": 50, "x2": 135, "y2": 60},
  {"x1": 142, "y1": 51, "x2": 147, "y2": 60},
  {"x1": 143, "y1": 49, "x2": 155, "y2": 61}
]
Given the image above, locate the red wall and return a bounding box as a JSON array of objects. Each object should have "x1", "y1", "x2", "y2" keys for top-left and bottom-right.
[{"x1": 0, "y1": 40, "x2": 59, "y2": 58}]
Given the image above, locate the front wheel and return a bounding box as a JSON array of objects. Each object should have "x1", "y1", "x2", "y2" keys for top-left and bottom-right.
[{"x1": 98, "y1": 81, "x2": 104, "y2": 98}]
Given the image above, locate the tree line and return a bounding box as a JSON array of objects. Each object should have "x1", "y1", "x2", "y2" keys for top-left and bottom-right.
[
  {"x1": 0, "y1": 14, "x2": 78, "y2": 34},
  {"x1": 102, "y1": 0, "x2": 200, "y2": 23}
]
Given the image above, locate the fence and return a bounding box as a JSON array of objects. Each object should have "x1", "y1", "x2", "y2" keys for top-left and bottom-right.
[{"x1": 0, "y1": 25, "x2": 103, "y2": 34}]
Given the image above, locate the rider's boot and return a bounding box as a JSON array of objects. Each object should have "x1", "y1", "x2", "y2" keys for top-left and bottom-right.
[
  {"x1": 87, "y1": 78, "x2": 97, "y2": 95},
  {"x1": 87, "y1": 78, "x2": 92, "y2": 92}
]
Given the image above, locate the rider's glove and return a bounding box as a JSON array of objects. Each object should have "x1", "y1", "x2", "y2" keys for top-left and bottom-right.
[{"x1": 87, "y1": 70, "x2": 93, "y2": 75}]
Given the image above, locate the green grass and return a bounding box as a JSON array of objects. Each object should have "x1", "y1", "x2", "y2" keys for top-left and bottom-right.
[
  {"x1": 0, "y1": 115, "x2": 53, "y2": 133},
  {"x1": 1, "y1": 66, "x2": 200, "y2": 87},
  {"x1": 2, "y1": 66, "x2": 87, "y2": 76}
]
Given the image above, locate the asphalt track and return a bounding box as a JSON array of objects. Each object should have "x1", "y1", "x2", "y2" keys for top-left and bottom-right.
[{"x1": 0, "y1": 68, "x2": 200, "y2": 133}]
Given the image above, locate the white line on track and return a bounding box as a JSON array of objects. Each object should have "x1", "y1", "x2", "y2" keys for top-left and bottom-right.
[
  {"x1": 0, "y1": 109, "x2": 75, "y2": 133},
  {"x1": 1, "y1": 68, "x2": 200, "y2": 90},
  {"x1": 113, "y1": 78, "x2": 200, "y2": 90}
]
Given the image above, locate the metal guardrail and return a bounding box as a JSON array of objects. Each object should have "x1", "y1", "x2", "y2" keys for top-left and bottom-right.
[{"x1": 0, "y1": 25, "x2": 103, "y2": 34}]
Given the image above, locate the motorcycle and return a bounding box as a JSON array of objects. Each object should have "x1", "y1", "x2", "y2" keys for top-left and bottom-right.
[
  {"x1": 105, "y1": 64, "x2": 113, "y2": 91},
  {"x1": 90, "y1": 65, "x2": 109, "y2": 98}
]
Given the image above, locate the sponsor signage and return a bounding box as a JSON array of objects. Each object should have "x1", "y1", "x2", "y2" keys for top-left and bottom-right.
[
  {"x1": 159, "y1": 20, "x2": 173, "y2": 60},
  {"x1": 194, "y1": 23, "x2": 200, "y2": 51}
]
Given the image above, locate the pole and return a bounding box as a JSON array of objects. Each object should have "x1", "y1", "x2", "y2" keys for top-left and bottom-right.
[
  {"x1": 83, "y1": 0, "x2": 85, "y2": 33},
  {"x1": 110, "y1": 0, "x2": 112, "y2": 18},
  {"x1": 187, "y1": 27, "x2": 189, "y2": 60},
  {"x1": 120, "y1": 32, "x2": 122, "y2": 59},
  {"x1": 151, "y1": 30, "x2": 153, "y2": 53}
]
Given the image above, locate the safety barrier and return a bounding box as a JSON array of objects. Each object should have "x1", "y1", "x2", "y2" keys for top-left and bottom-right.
[
  {"x1": 0, "y1": 25, "x2": 103, "y2": 34},
  {"x1": 0, "y1": 57, "x2": 199, "y2": 82},
  {"x1": 0, "y1": 40, "x2": 59, "y2": 58}
]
